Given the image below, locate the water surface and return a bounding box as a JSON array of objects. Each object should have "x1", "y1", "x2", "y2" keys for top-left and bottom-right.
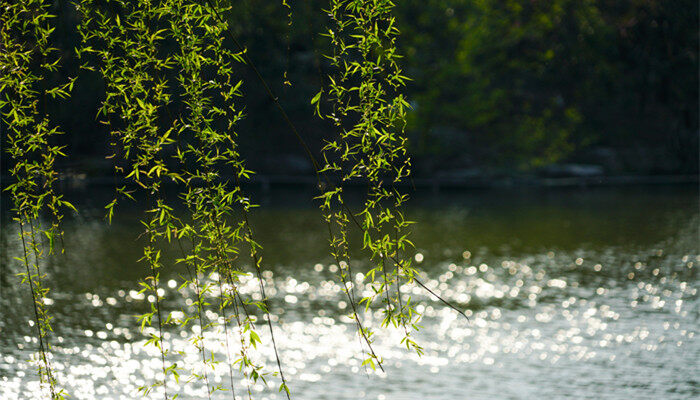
[{"x1": 1, "y1": 185, "x2": 697, "y2": 399}]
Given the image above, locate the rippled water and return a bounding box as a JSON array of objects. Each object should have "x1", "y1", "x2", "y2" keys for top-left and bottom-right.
[{"x1": 1, "y1": 186, "x2": 698, "y2": 399}]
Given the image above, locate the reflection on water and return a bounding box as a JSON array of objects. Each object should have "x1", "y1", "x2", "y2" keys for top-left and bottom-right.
[{"x1": 1, "y1": 186, "x2": 698, "y2": 399}]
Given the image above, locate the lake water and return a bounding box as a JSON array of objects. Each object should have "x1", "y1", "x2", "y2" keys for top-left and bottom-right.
[{"x1": 1, "y1": 185, "x2": 698, "y2": 399}]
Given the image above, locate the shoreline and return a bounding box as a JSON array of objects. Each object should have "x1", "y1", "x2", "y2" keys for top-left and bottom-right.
[{"x1": 0, "y1": 173, "x2": 697, "y2": 192}]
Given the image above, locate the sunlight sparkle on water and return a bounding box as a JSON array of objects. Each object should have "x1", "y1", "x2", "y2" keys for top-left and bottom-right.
[{"x1": 1, "y1": 204, "x2": 697, "y2": 399}]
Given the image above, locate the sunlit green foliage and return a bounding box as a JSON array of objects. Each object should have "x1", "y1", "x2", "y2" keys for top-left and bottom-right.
[
  {"x1": 75, "y1": 0, "x2": 292, "y2": 397},
  {"x1": 313, "y1": 0, "x2": 424, "y2": 369},
  {"x1": 76, "y1": 2, "x2": 182, "y2": 397},
  {"x1": 3, "y1": 1, "x2": 472, "y2": 398},
  {"x1": 0, "y1": 1, "x2": 76, "y2": 398}
]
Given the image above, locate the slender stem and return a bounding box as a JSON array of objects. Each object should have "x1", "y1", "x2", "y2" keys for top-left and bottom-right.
[
  {"x1": 176, "y1": 239, "x2": 213, "y2": 400},
  {"x1": 239, "y1": 209, "x2": 291, "y2": 398},
  {"x1": 204, "y1": 0, "x2": 469, "y2": 377},
  {"x1": 325, "y1": 218, "x2": 385, "y2": 372},
  {"x1": 215, "y1": 269, "x2": 240, "y2": 400},
  {"x1": 145, "y1": 210, "x2": 169, "y2": 400},
  {"x1": 411, "y1": 276, "x2": 469, "y2": 321},
  {"x1": 394, "y1": 228, "x2": 409, "y2": 335},
  {"x1": 149, "y1": 244, "x2": 169, "y2": 400},
  {"x1": 26, "y1": 217, "x2": 58, "y2": 398},
  {"x1": 203, "y1": 0, "x2": 322, "y2": 176},
  {"x1": 381, "y1": 252, "x2": 393, "y2": 321},
  {"x1": 230, "y1": 283, "x2": 254, "y2": 400},
  {"x1": 19, "y1": 220, "x2": 50, "y2": 389}
]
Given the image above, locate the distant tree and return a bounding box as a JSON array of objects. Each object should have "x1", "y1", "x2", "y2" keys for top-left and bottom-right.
[
  {"x1": 396, "y1": 0, "x2": 698, "y2": 172},
  {"x1": 398, "y1": 0, "x2": 613, "y2": 169}
]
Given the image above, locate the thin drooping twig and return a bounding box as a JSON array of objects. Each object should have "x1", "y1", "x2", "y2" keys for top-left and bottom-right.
[
  {"x1": 411, "y1": 276, "x2": 470, "y2": 321},
  {"x1": 203, "y1": 0, "x2": 469, "y2": 371},
  {"x1": 203, "y1": 0, "x2": 322, "y2": 175},
  {"x1": 238, "y1": 206, "x2": 291, "y2": 398},
  {"x1": 19, "y1": 219, "x2": 56, "y2": 397},
  {"x1": 204, "y1": 0, "x2": 385, "y2": 368},
  {"x1": 176, "y1": 157, "x2": 239, "y2": 400},
  {"x1": 230, "y1": 291, "x2": 254, "y2": 400},
  {"x1": 394, "y1": 228, "x2": 410, "y2": 336},
  {"x1": 342, "y1": 202, "x2": 469, "y2": 323},
  {"x1": 325, "y1": 222, "x2": 385, "y2": 373},
  {"x1": 175, "y1": 238, "x2": 214, "y2": 400},
  {"x1": 147, "y1": 223, "x2": 169, "y2": 400},
  {"x1": 381, "y1": 254, "x2": 394, "y2": 321},
  {"x1": 214, "y1": 267, "x2": 241, "y2": 400},
  {"x1": 205, "y1": 212, "x2": 257, "y2": 399}
]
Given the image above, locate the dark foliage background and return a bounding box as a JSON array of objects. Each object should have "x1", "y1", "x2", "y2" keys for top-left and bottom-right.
[{"x1": 2, "y1": 0, "x2": 698, "y2": 178}]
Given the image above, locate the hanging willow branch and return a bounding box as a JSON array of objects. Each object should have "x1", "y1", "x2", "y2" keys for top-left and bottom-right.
[
  {"x1": 1, "y1": 1, "x2": 76, "y2": 398},
  {"x1": 206, "y1": 0, "x2": 467, "y2": 372},
  {"x1": 77, "y1": 1, "x2": 186, "y2": 397},
  {"x1": 168, "y1": 0, "x2": 289, "y2": 395},
  {"x1": 313, "y1": 0, "x2": 424, "y2": 364},
  {"x1": 4, "y1": 0, "x2": 468, "y2": 398},
  {"x1": 77, "y1": 0, "x2": 292, "y2": 397}
]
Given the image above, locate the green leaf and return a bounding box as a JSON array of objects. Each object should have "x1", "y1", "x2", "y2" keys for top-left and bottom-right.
[{"x1": 310, "y1": 90, "x2": 322, "y2": 105}]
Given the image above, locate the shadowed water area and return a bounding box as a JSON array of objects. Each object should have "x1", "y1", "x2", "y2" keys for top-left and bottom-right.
[{"x1": 1, "y1": 185, "x2": 698, "y2": 399}]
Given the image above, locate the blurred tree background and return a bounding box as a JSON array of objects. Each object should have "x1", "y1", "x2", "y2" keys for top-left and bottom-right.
[{"x1": 2, "y1": 0, "x2": 698, "y2": 178}]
